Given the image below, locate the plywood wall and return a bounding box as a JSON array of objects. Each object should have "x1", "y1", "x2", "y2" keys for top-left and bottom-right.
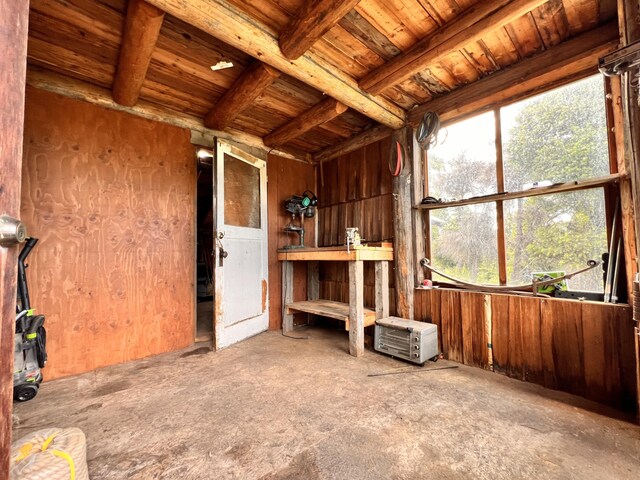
[
  {"x1": 21, "y1": 88, "x2": 196, "y2": 380},
  {"x1": 415, "y1": 288, "x2": 637, "y2": 412},
  {"x1": 267, "y1": 154, "x2": 316, "y2": 330}
]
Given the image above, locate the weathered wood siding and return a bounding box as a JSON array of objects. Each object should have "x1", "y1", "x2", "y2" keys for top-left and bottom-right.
[
  {"x1": 415, "y1": 288, "x2": 637, "y2": 412},
  {"x1": 21, "y1": 88, "x2": 195, "y2": 380}
]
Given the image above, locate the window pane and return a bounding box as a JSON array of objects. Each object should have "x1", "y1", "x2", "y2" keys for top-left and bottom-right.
[
  {"x1": 504, "y1": 189, "x2": 607, "y2": 292},
  {"x1": 428, "y1": 111, "x2": 496, "y2": 200},
  {"x1": 224, "y1": 153, "x2": 261, "y2": 228},
  {"x1": 430, "y1": 203, "x2": 499, "y2": 284},
  {"x1": 502, "y1": 75, "x2": 609, "y2": 192}
]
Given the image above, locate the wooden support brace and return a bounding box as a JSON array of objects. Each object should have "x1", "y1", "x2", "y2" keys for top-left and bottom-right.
[
  {"x1": 282, "y1": 261, "x2": 294, "y2": 333},
  {"x1": 349, "y1": 260, "x2": 365, "y2": 357},
  {"x1": 375, "y1": 261, "x2": 390, "y2": 320},
  {"x1": 279, "y1": 0, "x2": 362, "y2": 60},
  {"x1": 313, "y1": 124, "x2": 393, "y2": 163},
  {"x1": 113, "y1": 0, "x2": 165, "y2": 106},
  {"x1": 204, "y1": 61, "x2": 280, "y2": 130}
]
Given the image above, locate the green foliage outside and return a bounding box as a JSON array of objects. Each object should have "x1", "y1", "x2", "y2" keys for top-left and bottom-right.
[{"x1": 429, "y1": 76, "x2": 609, "y2": 291}]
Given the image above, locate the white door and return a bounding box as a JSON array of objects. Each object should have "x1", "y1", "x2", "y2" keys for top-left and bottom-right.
[{"x1": 213, "y1": 140, "x2": 269, "y2": 349}]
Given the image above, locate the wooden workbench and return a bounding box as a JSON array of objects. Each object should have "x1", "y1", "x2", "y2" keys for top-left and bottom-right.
[{"x1": 277, "y1": 244, "x2": 393, "y2": 357}]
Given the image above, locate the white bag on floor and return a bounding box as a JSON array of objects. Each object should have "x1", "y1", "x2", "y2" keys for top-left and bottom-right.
[{"x1": 10, "y1": 427, "x2": 89, "y2": 480}]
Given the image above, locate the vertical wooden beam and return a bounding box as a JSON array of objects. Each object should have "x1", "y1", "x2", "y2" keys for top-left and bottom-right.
[
  {"x1": 617, "y1": 0, "x2": 640, "y2": 421},
  {"x1": 0, "y1": 1, "x2": 29, "y2": 476},
  {"x1": 112, "y1": 0, "x2": 165, "y2": 106},
  {"x1": 411, "y1": 128, "x2": 426, "y2": 286},
  {"x1": 392, "y1": 127, "x2": 415, "y2": 319},
  {"x1": 282, "y1": 261, "x2": 294, "y2": 333},
  {"x1": 375, "y1": 261, "x2": 390, "y2": 319},
  {"x1": 495, "y1": 109, "x2": 507, "y2": 285},
  {"x1": 349, "y1": 260, "x2": 365, "y2": 356},
  {"x1": 609, "y1": 76, "x2": 637, "y2": 300},
  {"x1": 307, "y1": 261, "x2": 319, "y2": 301}
]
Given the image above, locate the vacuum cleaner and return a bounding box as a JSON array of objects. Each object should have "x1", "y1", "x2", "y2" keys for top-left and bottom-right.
[{"x1": 14, "y1": 237, "x2": 47, "y2": 402}]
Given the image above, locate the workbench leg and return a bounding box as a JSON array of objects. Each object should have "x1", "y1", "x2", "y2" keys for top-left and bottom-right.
[
  {"x1": 307, "y1": 261, "x2": 319, "y2": 325},
  {"x1": 282, "y1": 261, "x2": 294, "y2": 333},
  {"x1": 375, "y1": 261, "x2": 389, "y2": 320},
  {"x1": 349, "y1": 260, "x2": 364, "y2": 357}
]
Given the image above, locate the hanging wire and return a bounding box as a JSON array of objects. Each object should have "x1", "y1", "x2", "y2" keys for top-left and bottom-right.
[{"x1": 415, "y1": 112, "x2": 441, "y2": 151}]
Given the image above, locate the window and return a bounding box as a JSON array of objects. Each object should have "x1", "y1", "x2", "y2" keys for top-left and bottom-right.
[{"x1": 425, "y1": 75, "x2": 611, "y2": 293}]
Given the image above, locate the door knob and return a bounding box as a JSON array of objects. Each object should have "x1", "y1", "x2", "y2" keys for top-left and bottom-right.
[{"x1": 0, "y1": 215, "x2": 27, "y2": 247}]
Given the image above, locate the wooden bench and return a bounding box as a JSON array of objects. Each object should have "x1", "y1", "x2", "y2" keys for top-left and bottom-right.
[{"x1": 285, "y1": 299, "x2": 377, "y2": 330}]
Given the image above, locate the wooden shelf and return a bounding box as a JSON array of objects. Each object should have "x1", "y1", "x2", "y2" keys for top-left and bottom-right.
[
  {"x1": 285, "y1": 299, "x2": 377, "y2": 330},
  {"x1": 414, "y1": 174, "x2": 621, "y2": 210},
  {"x1": 277, "y1": 244, "x2": 393, "y2": 261}
]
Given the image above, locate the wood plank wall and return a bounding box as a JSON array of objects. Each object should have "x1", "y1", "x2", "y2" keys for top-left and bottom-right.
[
  {"x1": 267, "y1": 154, "x2": 316, "y2": 330},
  {"x1": 415, "y1": 288, "x2": 637, "y2": 411},
  {"x1": 21, "y1": 88, "x2": 196, "y2": 380},
  {"x1": 317, "y1": 136, "x2": 396, "y2": 312}
]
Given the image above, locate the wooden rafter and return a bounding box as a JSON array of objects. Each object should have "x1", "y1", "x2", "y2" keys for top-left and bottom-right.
[
  {"x1": 143, "y1": 0, "x2": 406, "y2": 129},
  {"x1": 264, "y1": 98, "x2": 348, "y2": 147},
  {"x1": 359, "y1": 0, "x2": 548, "y2": 95},
  {"x1": 279, "y1": 0, "x2": 362, "y2": 60},
  {"x1": 408, "y1": 22, "x2": 619, "y2": 125},
  {"x1": 313, "y1": 124, "x2": 393, "y2": 163},
  {"x1": 112, "y1": 0, "x2": 165, "y2": 106},
  {"x1": 204, "y1": 61, "x2": 280, "y2": 130}
]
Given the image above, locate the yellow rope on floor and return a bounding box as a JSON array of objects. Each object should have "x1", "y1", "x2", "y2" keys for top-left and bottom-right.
[{"x1": 10, "y1": 427, "x2": 88, "y2": 480}]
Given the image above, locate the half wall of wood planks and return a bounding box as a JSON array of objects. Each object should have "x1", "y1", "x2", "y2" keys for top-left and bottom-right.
[
  {"x1": 415, "y1": 288, "x2": 637, "y2": 412},
  {"x1": 21, "y1": 88, "x2": 196, "y2": 380},
  {"x1": 316, "y1": 136, "x2": 396, "y2": 313}
]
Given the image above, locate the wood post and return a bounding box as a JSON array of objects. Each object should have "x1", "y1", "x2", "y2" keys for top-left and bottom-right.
[
  {"x1": 0, "y1": 0, "x2": 29, "y2": 476},
  {"x1": 307, "y1": 261, "x2": 319, "y2": 301},
  {"x1": 375, "y1": 261, "x2": 390, "y2": 319},
  {"x1": 410, "y1": 127, "x2": 426, "y2": 286},
  {"x1": 392, "y1": 127, "x2": 415, "y2": 319},
  {"x1": 349, "y1": 260, "x2": 365, "y2": 356},
  {"x1": 282, "y1": 261, "x2": 294, "y2": 333},
  {"x1": 617, "y1": 0, "x2": 640, "y2": 422}
]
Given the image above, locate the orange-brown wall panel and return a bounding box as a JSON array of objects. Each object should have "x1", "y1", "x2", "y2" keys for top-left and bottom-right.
[{"x1": 21, "y1": 88, "x2": 195, "y2": 380}]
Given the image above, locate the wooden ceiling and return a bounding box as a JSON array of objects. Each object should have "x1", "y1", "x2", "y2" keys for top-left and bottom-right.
[{"x1": 26, "y1": 0, "x2": 617, "y2": 160}]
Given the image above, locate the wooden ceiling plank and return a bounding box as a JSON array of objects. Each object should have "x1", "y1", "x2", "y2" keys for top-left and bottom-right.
[
  {"x1": 204, "y1": 61, "x2": 281, "y2": 130},
  {"x1": 408, "y1": 21, "x2": 618, "y2": 125},
  {"x1": 279, "y1": 0, "x2": 362, "y2": 60},
  {"x1": 313, "y1": 124, "x2": 393, "y2": 163},
  {"x1": 264, "y1": 98, "x2": 348, "y2": 147},
  {"x1": 112, "y1": 0, "x2": 165, "y2": 106},
  {"x1": 27, "y1": 66, "x2": 306, "y2": 161},
  {"x1": 359, "y1": 0, "x2": 548, "y2": 94},
  {"x1": 143, "y1": 0, "x2": 405, "y2": 128}
]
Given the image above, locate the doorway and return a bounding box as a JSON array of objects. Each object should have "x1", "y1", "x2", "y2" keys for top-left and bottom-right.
[{"x1": 196, "y1": 154, "x2": 214, "y2": 343}]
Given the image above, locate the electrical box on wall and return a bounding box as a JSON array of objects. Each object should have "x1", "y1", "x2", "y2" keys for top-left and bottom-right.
[{"x1": 374, "y1": 317, "x2": 439, "y2": 364}]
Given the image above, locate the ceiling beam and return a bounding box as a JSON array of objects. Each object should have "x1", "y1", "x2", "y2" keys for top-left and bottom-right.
[
  {"x1": 143, "y1": 0, "x2": 405, "y2": 129},
  {"x1": 112, "y1": 0, "x2": 165, "y2": 106},
  {"x1": 408, "y1": 22, "x2": 620, "y2": 125},
  {"x1": 264, "y1": 98, "x2": 348, "y2": 147},
  {"x1": 313, "y1": 124, "x2": 393, "y2": 163},
  {"x1": 28, "y1": 67, "x2": 309, "y2": 161},
  {"x1": 279, "y1": 0, "x2": 362, "y2": 60},
  {"x1": 359, "y1": 0, "x2": 548, "y2": 95},
  {"x1": 204, "y1": 61, "x2": 280, "y2": 130}
]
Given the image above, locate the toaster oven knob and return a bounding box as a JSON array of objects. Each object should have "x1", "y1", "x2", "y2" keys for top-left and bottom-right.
[{"x1": 414, "y1": 345, "x2": 420, "y2": 349}]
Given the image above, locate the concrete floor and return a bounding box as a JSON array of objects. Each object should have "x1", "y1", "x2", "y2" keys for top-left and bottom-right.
[{"x1": 12, "y1": 327, "x2": 640, "y2": 480}]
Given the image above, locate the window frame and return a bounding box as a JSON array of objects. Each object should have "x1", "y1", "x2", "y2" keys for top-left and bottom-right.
[{"x1": 420, "y1": 74, "x2": 618, "y2": 290}]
